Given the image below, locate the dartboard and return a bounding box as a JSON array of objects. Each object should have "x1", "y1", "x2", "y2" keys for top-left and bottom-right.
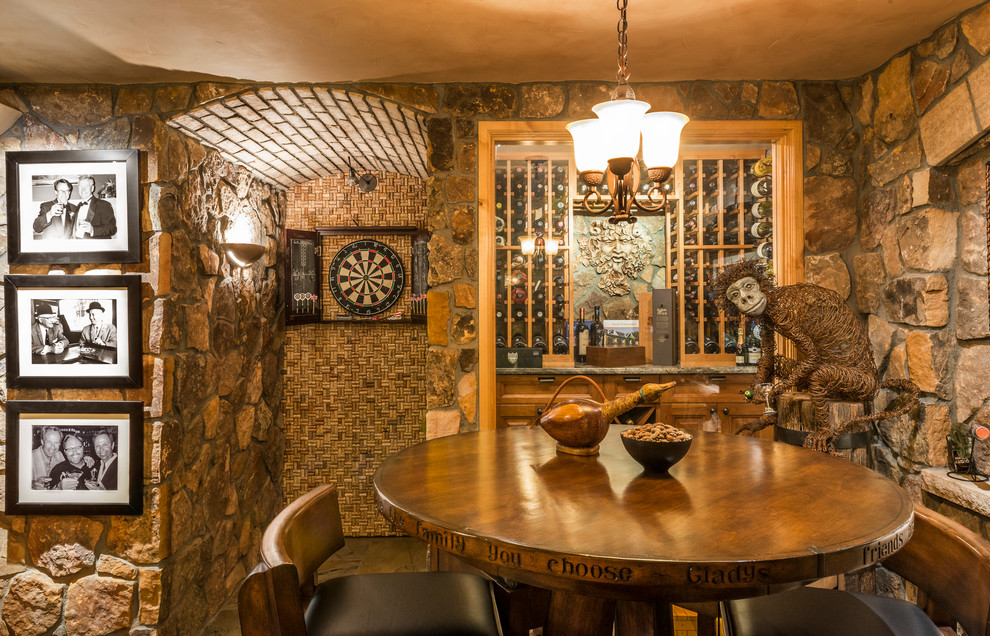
[{"x1": 328, "y1": 239, "x2": 405, "y2": 316}]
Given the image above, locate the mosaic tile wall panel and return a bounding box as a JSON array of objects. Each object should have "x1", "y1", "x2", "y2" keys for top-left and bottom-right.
[{"x1": 285, "y1": 172, "x2": 428, "y2": 535}]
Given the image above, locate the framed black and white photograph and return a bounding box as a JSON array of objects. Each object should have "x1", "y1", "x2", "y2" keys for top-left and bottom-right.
[
  {"x1": 5, "y1": 401, "x2": 143, "y2": 515},
  {"x1": 4, "y1": 275, "x2": 142, "y2": 388},
  {"x1": 6, "y1": 149, "x2": 140, "y2": 264}
]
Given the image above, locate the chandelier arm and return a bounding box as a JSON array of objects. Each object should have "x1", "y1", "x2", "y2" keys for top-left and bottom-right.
[
  {"x1": 581, "y1": 190, "x2": 614, "y2": 215},
  {"x1": 631, "y1": 187, "x2": 668, "y2": 213}
]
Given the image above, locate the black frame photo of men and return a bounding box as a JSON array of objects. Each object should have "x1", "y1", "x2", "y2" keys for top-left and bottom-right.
[
  {"x1": 6, "y1": 149, "x2": 139, "y2": 264},
  {"x1": 5, "y1": 401, "x2": 143, "y2": 515}
]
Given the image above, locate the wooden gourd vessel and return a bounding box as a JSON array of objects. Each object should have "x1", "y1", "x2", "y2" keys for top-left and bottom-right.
[{"x1": 530, "y1": 375, "x2": 677, "y2": 455}]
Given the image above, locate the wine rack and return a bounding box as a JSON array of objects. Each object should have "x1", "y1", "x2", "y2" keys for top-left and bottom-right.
[
  {"x1": 667, "y1": 152, "x2": 774, "y2": 366},
  {"x1": 494, "y1": 157, "x2": 573, "y2": 366}
]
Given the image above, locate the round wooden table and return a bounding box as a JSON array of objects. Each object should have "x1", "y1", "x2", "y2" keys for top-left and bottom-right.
[{"x1": 374, "y1": 427, "x2": 913, "y2": 635}]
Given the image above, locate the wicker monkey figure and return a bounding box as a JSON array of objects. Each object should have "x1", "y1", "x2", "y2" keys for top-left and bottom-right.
[{"x1": 711, "y1": 261, "x2": 919, "y2": 452}]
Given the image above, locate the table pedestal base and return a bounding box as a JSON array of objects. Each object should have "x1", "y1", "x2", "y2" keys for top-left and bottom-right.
[{"x1": 547, "y1": 592, "x2": 678, "y2": 636}]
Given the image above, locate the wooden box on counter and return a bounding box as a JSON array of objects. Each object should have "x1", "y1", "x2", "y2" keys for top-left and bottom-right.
[{"x1": 586, "y1": 346, "x2": 646, "y2": 367}]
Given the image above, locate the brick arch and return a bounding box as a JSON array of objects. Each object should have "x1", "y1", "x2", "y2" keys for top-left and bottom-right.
[{"x1": 167, "y1": 85, "x2": 429, "y2": 188}]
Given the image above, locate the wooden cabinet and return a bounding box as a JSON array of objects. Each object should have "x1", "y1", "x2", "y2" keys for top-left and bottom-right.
[{"x1": 495, "y1": 373, "x2": 771, "y2": 440}]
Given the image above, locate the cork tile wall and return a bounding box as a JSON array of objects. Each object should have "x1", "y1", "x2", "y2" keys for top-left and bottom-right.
[{"x1": 284, "y1": 171, "x2": 428, "y2": 535}]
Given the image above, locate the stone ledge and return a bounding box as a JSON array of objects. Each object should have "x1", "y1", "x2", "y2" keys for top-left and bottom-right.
[{"x1": 921, "y1": 467, "x2": 990, "y2": 517}]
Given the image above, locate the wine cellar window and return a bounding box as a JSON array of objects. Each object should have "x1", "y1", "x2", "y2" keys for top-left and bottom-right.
[
  {"x1": 494, "y1": 144, "x2": 574, "y2": 367},
  {"x1": 667, "y1": 149, "x2": 775, "y2": 366}
]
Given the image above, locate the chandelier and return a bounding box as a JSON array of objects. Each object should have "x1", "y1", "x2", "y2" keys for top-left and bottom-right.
[{"x1": 567, "y1": 0, "x2": 689, "y2": 225}]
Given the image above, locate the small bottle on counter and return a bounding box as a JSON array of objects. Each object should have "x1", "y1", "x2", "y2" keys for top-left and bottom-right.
[
  {"x1": 589, "y1": 306, "x2": 605, "y2": 348},
  {"x1": 574, "y1": 308, "x2": 589, "y2": 364}
]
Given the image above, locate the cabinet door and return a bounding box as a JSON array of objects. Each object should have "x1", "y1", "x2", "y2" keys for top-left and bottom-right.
[
  {"x1": 496, "y1": 375, "x2": 595, "y2": 405},
  {"x1": 657, "y1": 402, "x2": 719, "y2": 433},
  {"x1": 496, "y1": 404, "x2": 544, "y2": 428},
  {"x1": 718, "y1": 402, "x2": 773, "y2": 441}
]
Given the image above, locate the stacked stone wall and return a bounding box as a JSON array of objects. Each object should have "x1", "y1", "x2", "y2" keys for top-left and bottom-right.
[
  {"x1": 844, "y1": 3, "x2": 990, "y2": 537},
  {"x1": 0, "y1": 85, "x2": 286, "y2": 634}
]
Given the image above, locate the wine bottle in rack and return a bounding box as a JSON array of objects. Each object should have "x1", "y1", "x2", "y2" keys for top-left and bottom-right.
[
  {"x1": 534, "y1": 308, "x2": 545, "y2": 319},
  {"x1": 750, "y1": 221, "x2": 772, "y2": 239},
  {"x1": 757, "y1": 242, "x2": 773, "y2": 260},
  {"x1": 533, "y1": 334, "x2": 548, "y2": 354},
  {"x1": 752, "y1": 200, "x2": 773, "y2": 218},
  {"x1": 552, "y1": 327, "x2": 569, "y2": 355},
  {"x1": 513, "y1": 307, "x2": 526, "y2": 320},
  {"x1": 751, "y1": 156, "x2": 772, "y2": 177},
  {"x1": 574, "y1": 308, "x2": 589, "y2": 364},
  {"x1": 552, "y1": 275, "x2": 565, "y2": 286},
  {"x1": 589, "y1": 306, "x2": 605, "y2": 347},
  {"x1": 511, "y1": 287, "x2": 527, "y2": 304},
  {"x1": 553, "y1": 254, "x2": 566, "y2": 269},
  {"x1": 684, "y1": 338, "x2": 700, "y2": 355},
  {"x1": 750, "y1": 178, "x2": 771, "y2": 197},
  {"x1": 512, "y1": 333, "x2": 528, "y2": 348},
  {"x1": 724, "y1": 332, "x2": 737, "y2": 355},
  {"x1": 495, "y1": 334, "x2": 508, "y2": 349},
  {"x1": 704, "y1": 337, "x2": 719, "y2": 354}
]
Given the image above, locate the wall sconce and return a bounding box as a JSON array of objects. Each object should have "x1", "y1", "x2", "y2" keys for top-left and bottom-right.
[
  {"x1": 223, "y1": 202, "x2": 265, "y2": 267},
  {"x1": 519, "y1": 233, "x2": 560, "y2": 267},
  {"x1": 519, "y1": 234, "x2": 537, "y2": 255}
]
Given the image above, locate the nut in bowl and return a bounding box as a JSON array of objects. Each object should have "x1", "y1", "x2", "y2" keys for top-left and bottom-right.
[{"x1": 620, "y1": 423, "x2": 693, "y2": 474}]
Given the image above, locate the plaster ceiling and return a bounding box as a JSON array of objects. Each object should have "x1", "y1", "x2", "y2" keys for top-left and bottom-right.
[{"x1": 1, "y1": 0, "x2": 985, "y2": 84}]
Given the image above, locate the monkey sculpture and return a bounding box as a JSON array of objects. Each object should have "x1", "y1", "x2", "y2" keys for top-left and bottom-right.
[{"x1": 711, "y1": 261, "x2": 919, "y2": 452}]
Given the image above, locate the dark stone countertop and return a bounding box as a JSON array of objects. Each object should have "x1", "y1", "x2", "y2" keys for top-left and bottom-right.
[{"x1": 496, "y1": 365, "x2": 757, "y2": 375}]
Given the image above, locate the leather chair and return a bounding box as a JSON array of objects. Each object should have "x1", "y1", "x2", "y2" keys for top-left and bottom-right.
[
  {"x1": 721, "y1": 504, "x2": 990, "y2": 636},
  {"x1": 238, "y1": 484, "x2": 502, "y2": 635}
]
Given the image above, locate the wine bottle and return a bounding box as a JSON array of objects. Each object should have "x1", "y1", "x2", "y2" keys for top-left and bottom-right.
[
  {"x1": 574, "y1": 308, "x2": 590, "y2": 363},
  {"x1": 684, "y1": 338, "x2": 700, "y2": 355},
  {"x1": 513, "y1": 308, "x2": 525, "y2": 320},
  {"x1": 745, "y1": 333, "x2": 762, "y2": 365},
  {"x1": 552, "y1": 328, "x2": 569, "y2": 355},
  {"x1": 750, "y1": 178, "x2": 771, "y2": 197},
  {"x1": 589, "y1": 306, "x2": 605, "y2": 347},
  {"x1": 724, "y1": 333, "x2": 737, "y2": 354},
  {"x1": 751, "y1": 156, "x2": 772, "y2": 177},
  {"x1": 736, "y1": 323, "x2": 746, "y2": 365},
  {"x1": 512, "y1": 333, "x2": 527, "y2": 348},
  {"x1": 757, "y1": 242, "x2": 773, "y2": 260},
  {"x1": 495, "y1": 334, "x2": 507, "y2": 348},
  {"x1": 533, "y1": 335, "x2": 548, "y2": 354},
  {"x1": 704, "y1": 337, "x2": 719, "y2": 354},
  {"x1": 511, "y1": 287, "x2": 527, "y2": 304},
  {"x1": 751, "y1": 200, "x2": 773, "y2": 219},
  {"x1": 750, "y1": 221, "x2": 772, "y2": 239}
]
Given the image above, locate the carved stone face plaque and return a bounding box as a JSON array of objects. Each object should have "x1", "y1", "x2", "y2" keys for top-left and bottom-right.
[{"x1": 577, "y1": 220, "x2": 655, "y2": 296}]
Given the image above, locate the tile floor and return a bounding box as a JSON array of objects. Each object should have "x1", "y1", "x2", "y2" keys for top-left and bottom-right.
[{"x1": 198, "y1": 537, "x2": 711, "y2": 635}]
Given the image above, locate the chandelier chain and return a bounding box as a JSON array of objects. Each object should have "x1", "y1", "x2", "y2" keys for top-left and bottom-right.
[{"x1": 616, "y1": 0, "x2": 629, "y2": 84}]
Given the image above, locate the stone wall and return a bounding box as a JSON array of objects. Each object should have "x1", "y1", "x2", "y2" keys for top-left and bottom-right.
[
  {"x1": 0, "y1": 85, "x2": 286, "y2": 634},
  {"x1": 283, "y1": 172, "x2": 428, "y2": 536},
  {"x1": 838, "y1": 3, "x2": 990, "y2": 536}
]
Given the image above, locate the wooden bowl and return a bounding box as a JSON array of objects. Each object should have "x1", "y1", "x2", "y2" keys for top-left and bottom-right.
[{"x1": 620, "y1": 434, "x2": 692, "y2": 474}]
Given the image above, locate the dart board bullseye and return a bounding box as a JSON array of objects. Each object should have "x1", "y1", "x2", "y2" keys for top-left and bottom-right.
[{"x1": 328, "y1": 239, "x2": 405, "y2": 316}]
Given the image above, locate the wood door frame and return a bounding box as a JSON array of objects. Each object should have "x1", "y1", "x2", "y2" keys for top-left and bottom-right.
[{"x1": 479, "y1": 120, "x2": 803, "y2": 430}]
